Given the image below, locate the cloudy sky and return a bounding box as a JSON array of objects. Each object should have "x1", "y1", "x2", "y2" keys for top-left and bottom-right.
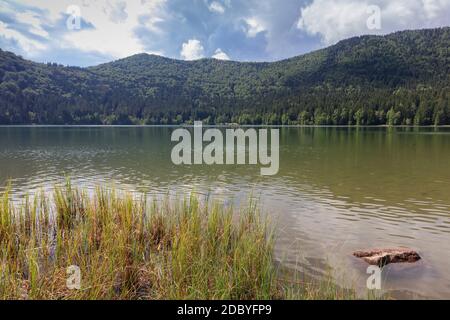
[{"x1": 1, "y1": 0, "x2": 449, "y2": 66}]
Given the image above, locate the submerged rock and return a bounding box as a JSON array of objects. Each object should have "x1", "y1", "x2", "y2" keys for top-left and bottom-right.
[{"x1": 353, "y1": 248, "x2": 421, "y2": 266}]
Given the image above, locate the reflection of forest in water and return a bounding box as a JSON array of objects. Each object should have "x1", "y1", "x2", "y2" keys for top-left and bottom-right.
[{"x1": 0, "y1": 126, "x2": 449, "y2": 298}]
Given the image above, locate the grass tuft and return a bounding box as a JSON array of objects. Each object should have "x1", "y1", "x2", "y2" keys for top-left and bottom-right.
[{"x1": 0, "y1": 183, "x2": 359, "y2": 300}]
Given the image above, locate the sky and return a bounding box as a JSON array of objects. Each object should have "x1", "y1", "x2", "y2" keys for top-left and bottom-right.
[{"x1": 0, "y1": 0, "x2": 449, "y2": 66}]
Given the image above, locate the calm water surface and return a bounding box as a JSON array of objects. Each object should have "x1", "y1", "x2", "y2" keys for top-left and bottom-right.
[{"x1": 0, "y1": 126, "x2": 449, "y2": 299}]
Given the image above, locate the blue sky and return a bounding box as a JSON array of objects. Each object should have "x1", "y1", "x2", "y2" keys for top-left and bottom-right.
[{"x1": 1, "y1": 0, "x2": 449, "y2": 66}]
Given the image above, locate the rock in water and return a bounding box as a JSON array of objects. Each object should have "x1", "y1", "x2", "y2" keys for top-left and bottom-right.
[{"x1": 353, "y1": 248, "x2": 421, "y2": 266}]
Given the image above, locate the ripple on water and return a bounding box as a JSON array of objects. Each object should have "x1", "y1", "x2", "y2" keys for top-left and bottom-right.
[{"x1": 1, "y1": 126, "x2": 450, "y2": 299}]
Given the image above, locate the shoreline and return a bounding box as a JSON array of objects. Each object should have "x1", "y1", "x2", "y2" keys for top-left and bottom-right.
[{"x1": 0, "y1": 124, "x2": 449, "y2": 128}]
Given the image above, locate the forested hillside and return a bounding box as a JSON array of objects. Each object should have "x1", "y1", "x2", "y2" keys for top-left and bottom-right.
[{"x1": 0, "y1": 27, "x2": 449, "y2": 125}]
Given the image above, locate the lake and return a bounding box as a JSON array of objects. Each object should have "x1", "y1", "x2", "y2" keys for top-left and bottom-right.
[{"x1": 0, "y1": 126, "x2": 449, "y2": 299}]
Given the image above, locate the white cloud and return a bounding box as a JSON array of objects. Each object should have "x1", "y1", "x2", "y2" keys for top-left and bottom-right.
[
  {"x1": 0, "y1": 3, "x2": 49, "y2": 52},
  {"x1": 15, "y1": 11, "x2": 50, "y2": 38},
  {"x1": 0, "y1": 21, "x2": 46, "y2": 52},
  {"x1": 64, "y1": 0, "x2": 166, "y2": 58},
  {"x1": 298, "y1": 0, "x2": 450, "y2": 45},
  {"x1": 105, "y1": 1, "x2": 128, "y2": 23},
  {"x1": 142, "y1": 15, "x2": 166, "y2": 35},
  {"x1": 212, "y1": 48, "x2": 230, "y2": 60},
  {"x1": 180, "y1": 39, "x2": 205, "y2": 60},
  {"x1": 208, "y1": 1, "x2": 226, "y2": 14},
  {"x1": 0, "y1": 1, "x2": 15, "y2": 16},
  {"x1": 244, "y1": 17, "x2": 267, "y2": 37},
  {"x1": 13, "y1": 0, "x2": 167, "y2": 58}
]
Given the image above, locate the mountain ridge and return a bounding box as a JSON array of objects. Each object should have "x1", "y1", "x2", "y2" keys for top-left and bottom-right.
[
  {"x1": 89, "y1": 26, "x2": 449, "y2": 66},
  {"x1": 0, "y1": 27, "x2": 449, "y2": 125}
]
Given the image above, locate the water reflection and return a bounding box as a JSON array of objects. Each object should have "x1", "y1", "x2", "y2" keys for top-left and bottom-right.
[{"x1": 0, "y1": 126, "x2": 449, "y2": 298}]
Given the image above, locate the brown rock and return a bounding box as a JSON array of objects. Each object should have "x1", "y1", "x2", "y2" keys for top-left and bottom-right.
[{"x1": 353, "y1": 248, "x2": 421, "y2": 266}]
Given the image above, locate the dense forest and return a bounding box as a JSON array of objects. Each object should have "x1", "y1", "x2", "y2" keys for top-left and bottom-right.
[{"x1": 0, "y1": 28, "x2": 449, "y2": 125}]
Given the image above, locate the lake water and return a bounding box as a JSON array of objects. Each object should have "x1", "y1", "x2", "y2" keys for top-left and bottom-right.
[{"x1": 0, "y1": 126, "x2": 449, "y2": 299}]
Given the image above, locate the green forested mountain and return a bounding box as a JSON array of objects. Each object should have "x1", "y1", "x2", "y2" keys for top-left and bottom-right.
[{"x1": 0, "y1": 27, "x2": 449, "y2": 125}]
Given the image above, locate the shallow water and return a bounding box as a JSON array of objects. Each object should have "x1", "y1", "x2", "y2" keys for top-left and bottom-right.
[{"x1": 0, "y1": 126, "x2": 449, "y2": 299}]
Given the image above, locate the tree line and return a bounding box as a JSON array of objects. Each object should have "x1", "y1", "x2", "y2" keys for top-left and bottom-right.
[{"x1": 0, "y1": 28, "x2": 448, "y2": 125}]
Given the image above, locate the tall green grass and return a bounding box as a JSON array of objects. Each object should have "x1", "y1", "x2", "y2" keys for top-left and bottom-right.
[{"x1": 0, "y1": 182, "x2": 358, "y2": 300}]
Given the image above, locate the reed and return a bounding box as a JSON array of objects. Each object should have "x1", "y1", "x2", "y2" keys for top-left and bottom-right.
[{"x1": 0, "y1": 182, "x2": 358, "y2": 300}]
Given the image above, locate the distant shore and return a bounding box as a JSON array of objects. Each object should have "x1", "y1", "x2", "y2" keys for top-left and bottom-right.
[{"x1": 0, "y1": 124, "x2": 449, "y2": 128}]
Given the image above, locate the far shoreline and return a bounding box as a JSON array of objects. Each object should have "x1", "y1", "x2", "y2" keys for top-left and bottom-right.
[{"x1": 1, "y1": 124, "x2": 449, "y2": 128}]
